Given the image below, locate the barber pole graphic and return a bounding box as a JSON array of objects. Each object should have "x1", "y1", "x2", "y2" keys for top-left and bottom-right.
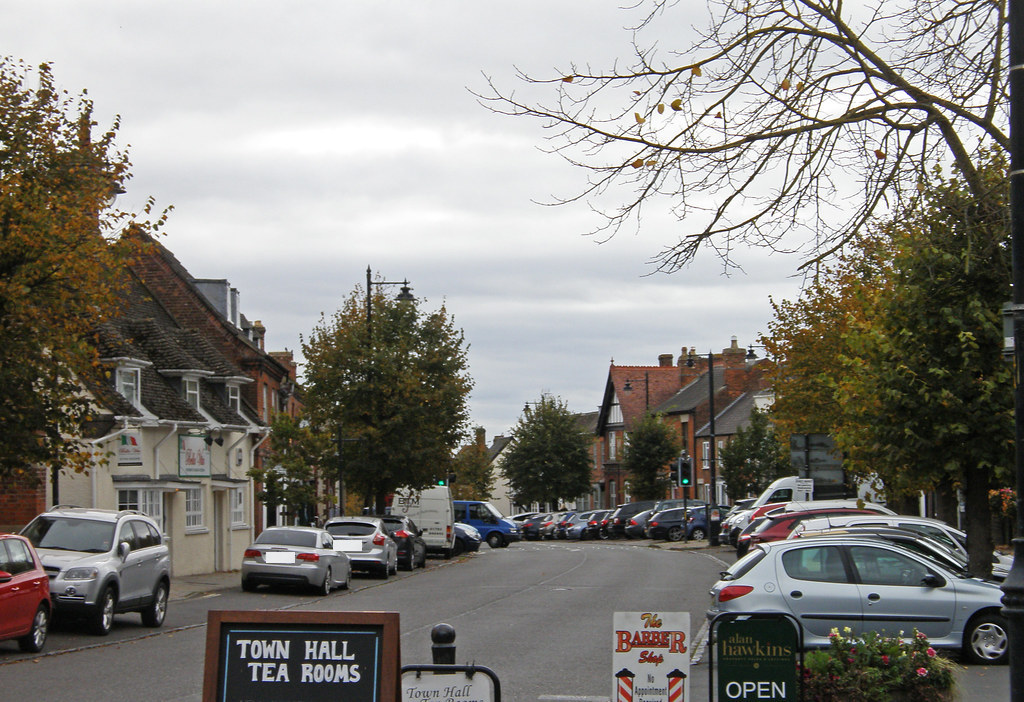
[
  {"x1": 667, "y1": 669, "x2": 686, "y2": 702},
  {"x1": 615, "y1": 668, "x2": 635, "y2": 702}
]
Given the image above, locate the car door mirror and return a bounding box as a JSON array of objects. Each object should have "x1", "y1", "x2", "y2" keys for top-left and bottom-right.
[
  {"x1": 0, "y1": 570, "x2": 12, "y2": 583},
  {"x1": 118, "y1": 541, "x2": 131, "y2": 560},
  {"x1": 921, "y1": 573, "x2": 944, "y2": 588}
]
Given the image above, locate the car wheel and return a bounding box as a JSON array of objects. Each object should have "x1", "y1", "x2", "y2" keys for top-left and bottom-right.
[
  {"x1": 388, "y1": 553, "x2": 398, "y2": 575},
  {"x1": 18, "y1": 603, "x2": 49, "y2": 653},
  {"x1": 91, "y1": 586, "x2": 117, "y2": 636},
  {"x1": 964, "y1": 613, "x2": 1009, "y2": 665},
  {"x1": 667, "y1": 526, "x2": 684, "y2": 542},
  {"x1": 486, "y1": 532, "x2": 503, "y2": 549},
  {"x1": 690, "y1": 528, "x2": 706, "y2": 541},
  {"x1": 451, "y1": 539, "x2": 465, "y2": 557},
  {"x1": 318, "y1": 567, "x2": 332, "y2": 596},
  {"x1": 141, "y1": 581, "x2": 168, "y2": 627},
  {"x1": 598, "y1": 530, "x2": 609, "y2": 540},
  {"x1": 241, "y1": 578, "x2": 258, "y2": 592},
  {"x1": 339, "y1": 566, "x2": 351, "y2": 590},
  {"x1": 418, "y1": 549, "x2": 427, "y2": 568},
  {"x1": 401, "y1": 553, "x2": 414, "y2": 571}
]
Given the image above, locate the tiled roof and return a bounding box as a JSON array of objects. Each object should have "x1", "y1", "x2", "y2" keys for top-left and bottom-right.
[
  {"x1": 93, "y1": 272, "x2": 258, "y2": 427},
  {"x1": 651, "y1": 368, "x2": 725, "y2": 415},
  {"x1": 695, "y1": 391, "x2": 755, "y2": 437}
]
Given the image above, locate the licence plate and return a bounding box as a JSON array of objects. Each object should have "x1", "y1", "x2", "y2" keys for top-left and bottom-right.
[
  {"x1": 333, "y1": 539, "x2": 362, "y2": 552},
  {"x1": 264, "y1": 551, "x2": 295, "y2": 564}
]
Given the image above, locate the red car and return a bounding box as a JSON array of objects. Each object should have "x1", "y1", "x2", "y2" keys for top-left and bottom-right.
[
  {"x1": 736, "y1": 503, "x2": 895, "y2": 556},
  {"x1": 0, "y1": 533, "x2": 51, "y2": 652}
]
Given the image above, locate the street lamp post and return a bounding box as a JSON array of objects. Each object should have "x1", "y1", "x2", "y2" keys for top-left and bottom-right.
[
  {"x1": 365, "y1": 265, "x2": 414, "y2": 338},
  {"x1": 1004, "y1": 0, "x2": 1024, "y2": 696},
  {"x1": 687, "y1": 350, "x2": 720, "y2": 546}
]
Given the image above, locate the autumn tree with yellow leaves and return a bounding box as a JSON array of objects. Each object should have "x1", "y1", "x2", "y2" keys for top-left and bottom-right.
[{"x1": 0, "y1": 59, "x2": 162, "y2": 483}]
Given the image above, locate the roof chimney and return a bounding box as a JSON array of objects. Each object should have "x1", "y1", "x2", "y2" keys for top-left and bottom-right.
[{"x1": 658, "y1": 353, "x2": 673, "y2": 367}]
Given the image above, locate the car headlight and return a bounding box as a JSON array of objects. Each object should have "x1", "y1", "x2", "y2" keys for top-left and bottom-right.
[{"x1": 64, "y1": 567, "x2": 100, "y2": 581}]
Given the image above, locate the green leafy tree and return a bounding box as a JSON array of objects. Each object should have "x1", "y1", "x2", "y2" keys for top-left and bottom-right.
[
  {"x1": 480, "y1": 0, "x2": 1008, "y2": 271},
  {"x1": 302, "y1": 280, "x2": 472, "y2": 513},
  {"x1": 622, "y1": 412, "x2": 678, "y2": 500},
  {"x1": 249, "y1": 412, "x2": 333, "y2": 526},
  {"x1": 836, "y1": 151, "x2": 1011, "y2": 577},
  {"x1": 450, "y1": 428, "x2": 494, "y2": 500},
  {"x1": 0, "y1": 59, "x2": 162, "y2": 483},
  {"x1": 718, "y1": 408, "x2": 790, "y2": 501},
  {"x1": 501, "y1": 396, "x2": 593, "y2": 507}
]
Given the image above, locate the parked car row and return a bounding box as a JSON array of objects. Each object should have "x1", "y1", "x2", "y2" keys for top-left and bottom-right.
[{"x1": 3, "y1": 502, "x2": 494, "y2": 653}]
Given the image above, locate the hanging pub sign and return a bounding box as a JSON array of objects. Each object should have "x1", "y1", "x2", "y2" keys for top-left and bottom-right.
[
  {"x1": 202, "y1": 610, "x2": 400, "y2": 702},
  {"x1": 118, "y1": 429, "x2": 143, "y2": 467},
  {"x1": 180, "y1": 433, "x2": 212, "y2": 477},
  {"x1": 612, "y1": 611, "x2": 690, "y2": 702}
]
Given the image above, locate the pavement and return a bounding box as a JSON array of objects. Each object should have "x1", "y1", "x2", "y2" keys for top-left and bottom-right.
[{"x1": 169, "y1": 540, "x2": 1011, "y2": 700}]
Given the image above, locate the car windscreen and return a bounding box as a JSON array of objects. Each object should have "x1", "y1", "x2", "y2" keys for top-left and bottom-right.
[
  {"x1": 326, "y1": 523, "x2": 376, "y2": 537},
  {"x1": 255, "y1": 529, "x2": 318, "y2": 547},
  {"x1": 22, "y1": 516, "x2": 116, "y2": 553}
]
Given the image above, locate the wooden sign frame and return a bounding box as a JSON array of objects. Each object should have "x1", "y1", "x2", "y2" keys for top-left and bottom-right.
[{"x1": 202, "y1": 610, "x2": 400, "y2": 702}]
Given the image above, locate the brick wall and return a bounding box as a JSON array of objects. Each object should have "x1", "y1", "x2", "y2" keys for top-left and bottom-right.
[{"x1": 0, "y1": 467, "x2": 47, "y2": 532}]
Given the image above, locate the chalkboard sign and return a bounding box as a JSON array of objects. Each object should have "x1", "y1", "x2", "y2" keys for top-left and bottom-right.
[{"x1": 202, "y1": 610, "x2": 400, "y2": 702}]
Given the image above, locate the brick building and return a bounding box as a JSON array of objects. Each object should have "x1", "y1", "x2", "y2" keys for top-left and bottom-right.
[{"x1": 594, "y1": 338, "x2": 770, "y2": 508}]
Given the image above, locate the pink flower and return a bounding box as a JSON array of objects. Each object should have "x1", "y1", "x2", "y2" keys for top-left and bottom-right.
[
  {"x1": 916, "y1": 668, "x2": 928, "y2": 677},
  {"x1": 916, "y1": 632, "x2": 927, "y2": 639},
  {"x1": 881, "y1": 655, "x2": 890, "y2": 665},
  {"x1": 926, "y1": 647, "x2": 936, "y2": 658}
]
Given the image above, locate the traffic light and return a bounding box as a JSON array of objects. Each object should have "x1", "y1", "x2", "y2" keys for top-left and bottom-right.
[
  {"x1": 437, "y1": 472, "x2": 456, "y2": 486},
  {"x1": 675, "y1": 457, "x2": 691, "y2": 486}
]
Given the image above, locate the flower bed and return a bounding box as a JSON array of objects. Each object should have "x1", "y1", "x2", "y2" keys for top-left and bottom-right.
[{"x1": 801, "y1": 628, "x2": 959, "y2": 701}]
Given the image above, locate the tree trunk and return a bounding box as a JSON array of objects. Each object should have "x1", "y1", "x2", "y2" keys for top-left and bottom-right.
[
  {"x1": 933, "y1": 480, "x2": 958, "y2": 525},
  {"x1": 963, "y1": 465, "x2": 993, "y2": 578}
]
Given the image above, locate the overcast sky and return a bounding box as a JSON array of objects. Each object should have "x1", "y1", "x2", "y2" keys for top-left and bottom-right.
[{"x1": 7, "y1": 2, "x2": 806, "y2": 439}]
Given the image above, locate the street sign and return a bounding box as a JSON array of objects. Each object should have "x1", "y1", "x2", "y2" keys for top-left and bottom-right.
[
  {"x1": 202, "y1": 610, "x2": 400, "y2": 702},
  {"x1": 612, "y1": 611, "x2": 689, "y2": 702},
  {"x1": 712, "y1": 613, "x2": 801, "y2": 702},
  {"x1": 401, "y1": 665, "x2": 500, "y2": 701}
]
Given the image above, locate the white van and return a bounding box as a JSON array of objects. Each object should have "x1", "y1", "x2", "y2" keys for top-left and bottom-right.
[{"x1": 392, "y1": 485, "x2": 456, "y2": 558}]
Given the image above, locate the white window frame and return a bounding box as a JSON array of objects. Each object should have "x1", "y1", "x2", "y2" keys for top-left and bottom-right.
[
  {"x1": 184, "y1": 378, "x2": 200, "y2": 408},
  {"x1": 118, "y1": 488, "x2": 164, "y2": 530},
  {"x1": 117, "y1": 367, "x2": 142, "y2": 407},
  {"x1": 608, "y1": 431, "x2": 618, "y2": 461},
  {"x1": 185, "y1": 487, "x2": 204, "y2": 530},
  {"x1": 231, "y1": 487, "x2": 245, "y2": 526},
  {"x1": 227, "y1": 384, "x2": 240, "y2": 412}
]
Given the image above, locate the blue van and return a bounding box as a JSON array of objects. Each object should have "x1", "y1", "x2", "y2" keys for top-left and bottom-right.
[{"x1": 452, "y1": 500, "x2": 521, "y2": 548}]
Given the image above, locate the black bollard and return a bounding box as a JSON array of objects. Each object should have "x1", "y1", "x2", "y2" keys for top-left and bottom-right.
[{"x1": 431, "y1": 623, "x2": 456, "y2": 665}]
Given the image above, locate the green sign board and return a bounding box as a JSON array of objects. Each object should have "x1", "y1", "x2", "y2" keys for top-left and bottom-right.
[{"x1": 716, "y1": 615, "x2": 799, "y2": 702}]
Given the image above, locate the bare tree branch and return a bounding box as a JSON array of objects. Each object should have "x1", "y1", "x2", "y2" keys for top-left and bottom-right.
[{"x1": 475, "y1": 0, "x2": 1008, "y2": 270}]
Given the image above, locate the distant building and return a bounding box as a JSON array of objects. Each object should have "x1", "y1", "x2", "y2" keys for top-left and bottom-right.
[{"x1": 595, "y1": 338, "x2": 770, "y2": 507}]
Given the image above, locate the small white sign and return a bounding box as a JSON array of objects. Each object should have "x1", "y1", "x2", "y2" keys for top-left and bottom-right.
[
  {"x1": 401, "y1": 669, "x2": 496, "y2": 702},
  {"x1": 264, "y1": 551, "x2": 296, "y2": 564},
  {"x1": 612, "y1": 611, "x2": 690, "y2": 702}
]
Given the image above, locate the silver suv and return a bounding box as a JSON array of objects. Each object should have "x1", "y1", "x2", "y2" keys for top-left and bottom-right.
[{"x1": 21, "y1": 506, "x2": 170, "y2": 635}]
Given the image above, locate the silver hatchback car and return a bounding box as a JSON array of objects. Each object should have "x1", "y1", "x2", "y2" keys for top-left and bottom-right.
[
  {"x1": 324, "y1": 517, "x2": 398, "y2": 578},
  {"x1": 707, "y1": 535, "x2": 1009, "y2": 665}
]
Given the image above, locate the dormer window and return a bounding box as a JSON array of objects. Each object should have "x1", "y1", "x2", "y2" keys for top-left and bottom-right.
[
  {"x1": 117, "y1": 368, "x2": 142, "y2": 407},
  {"x1": 184, "y1": 378, "x2": 200, "y2": 408}
]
